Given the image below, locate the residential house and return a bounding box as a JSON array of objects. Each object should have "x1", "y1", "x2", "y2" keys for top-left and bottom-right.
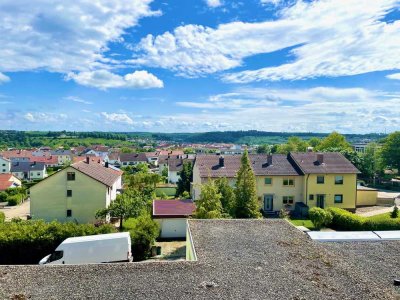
[
  {"x1": 289, "y1": 152, "x2": 359, "y2": 212},
  {"x1": 192, "y1": 152, "x2": 359, "y2": 213},
  {"x1": 50, "y1": 149, "x2": 72, "y2": 165},
  {"x1": 0, "y1": 156, "x2": 11, "y2": 174},
  {"x1": 153, "y1": 199, "x2": 196, "y2": 238},
  {"x1": 73, "y1": 155, "x2": 103, "y2": 164},
  {"x1": 105, "y1": 152, "x2": 121, "y2": 166},
  {"x1": 11, "y1": 162, "x2": 47, "y2": 180},
  {"x1": 167, "y1": 156, "x2": 195, "y2": 184},
  {"x1": 0, "y1": 174, "x2": 21, "y2": 191},
  {"x1": 119, "y1": 153, "x2": 148, "y2": 166},
  {"x1": 30, "y1": 158, "x2": 122, "y2": 223}
]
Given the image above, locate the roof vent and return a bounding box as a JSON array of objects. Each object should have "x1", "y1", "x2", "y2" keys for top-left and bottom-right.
[
  {"x1": 86, "y1": 156, "x2": 90, "y2": 164},
  {"x1": 317, "y1": 153, "x2": 324, "y2": 165}
]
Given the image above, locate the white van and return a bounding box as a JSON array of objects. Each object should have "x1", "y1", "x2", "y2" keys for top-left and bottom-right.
[{"x1": 39, "y1": 232, "x2": 132, "y2": 265}]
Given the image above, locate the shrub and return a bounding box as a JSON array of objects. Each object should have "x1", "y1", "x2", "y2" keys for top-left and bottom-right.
[
  {"x1": 327, "y1": 207, "x2": 364, "y2": 231},
  {"x1": 0, "y1": 220, "x2": 116, "y2": 264},
  {"x1": 391, "y1": 205, "x2": 399, "y2": 219},
  {"x1": 327, "y1": 207, "x2": 400, "y2": 231},
  {"x1": 129, "y1": 213, "x2": 160, "y2": 261},
  {"x1": 0, "y1": 192, "x2": 7, "y2": 202},
  {"x1": 0, "y1": 211, "x2": 5, "y2": 223},
  {"x1": 279, "y1": 208, "x2": 290, "y2": 219},
  {"x1": 309, "y1": 207, "x2": 332, "y2": 230},
  {"x1": 7, "y1": 194, "x2": 22, "y2": 206}
]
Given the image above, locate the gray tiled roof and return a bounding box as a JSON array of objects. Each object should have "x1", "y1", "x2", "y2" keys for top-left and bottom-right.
[
  {"x1": 195, "y1": 154, "x2": 300, "y2": 178},
  {"x1": 119, "y1": 153, "x2": 147, "y2": 162},
  {"x1": 289, "y1": 152, "x2": 360, "y2": 174},
  {"x1": 10, "y1": 162, "x2": 46, "y2": 172}
]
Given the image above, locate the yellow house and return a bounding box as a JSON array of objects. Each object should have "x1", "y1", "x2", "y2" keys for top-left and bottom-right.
[
  {"x1": 30, "y1": 159, "x2": 122, "y2": 223},
  {"x1": 356, "y1": 186, "x2": 378, "y2": 206},
  {"x1": 192, "y1": 152, "x2": 359, "y2": 213},
  {"x1": 289, "y1": 153, "x2": 360, "y2": 212}
]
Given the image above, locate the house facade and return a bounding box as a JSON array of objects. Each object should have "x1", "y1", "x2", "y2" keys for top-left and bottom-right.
[
  {"x1": 30, "y1": 159, "x2": 122, "y2": 223},
  {"x1": 0, "y1": 174, "x2": 21, "y2": 191},
  {"x1": 119, "y1": 153, "x2": 148, "y2": 166},
  {"x1": 0, "y1": 156, "x2": 11, "y2": 174},
  {"x1": 10, "y1": 162, "x2": 47, "y2": 180},
  {"x1": 192, "y1": 152, "x2": 359, "y2": 213}
]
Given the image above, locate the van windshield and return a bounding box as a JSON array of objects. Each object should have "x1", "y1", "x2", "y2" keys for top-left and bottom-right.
[{"x1": 49, "y1": 250, "x2": 63, "y2": 262}]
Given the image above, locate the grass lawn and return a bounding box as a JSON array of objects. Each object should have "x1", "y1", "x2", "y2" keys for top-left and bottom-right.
[
  {"x1": 289, "y1": 219, "x2": 315, "y2": 230},
  {"x1": 367, "y1": 212, "x2": 399, "y2": 222}
]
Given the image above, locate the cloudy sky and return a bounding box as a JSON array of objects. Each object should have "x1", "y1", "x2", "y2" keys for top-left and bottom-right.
[{"x1": 0, "y1": 0, "x2": 400, "y2": 133}]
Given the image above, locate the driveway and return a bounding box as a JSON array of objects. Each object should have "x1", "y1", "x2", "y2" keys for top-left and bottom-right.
[{"x1": 0, "y1": 199, "x2": 30, "y2": 221}]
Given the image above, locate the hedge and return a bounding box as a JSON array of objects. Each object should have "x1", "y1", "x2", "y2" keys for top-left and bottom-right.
[
  {"x1": 0, "y1": 220, "x2": 116, "y2": 264},
  {"x1": 327, "y1": 207, "x2": 400, "y2": 231},
  {"x1": 6, "y1": 194, "x2": 23, "y2": 206}
]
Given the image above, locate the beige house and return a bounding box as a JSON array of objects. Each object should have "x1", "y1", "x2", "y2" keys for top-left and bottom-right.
[
  {"x1": 0, "y1": 174, "x2": 21, "y2": 191},
  {"x1": 192, "y1": 152, "x2": 359, "y2": 213},
  {"x1": 30, "y1": 159, "x2": 122, "y2": 223}
]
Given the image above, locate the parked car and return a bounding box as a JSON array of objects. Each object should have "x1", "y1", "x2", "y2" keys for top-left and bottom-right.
[{"x1": 39, "y1": 232, "x2": 132, "y2": 265}]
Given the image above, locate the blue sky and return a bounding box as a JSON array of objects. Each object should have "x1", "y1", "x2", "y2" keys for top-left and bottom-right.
[{"x1": 0, "y1": 0, "x2": 400, "y2": 133}]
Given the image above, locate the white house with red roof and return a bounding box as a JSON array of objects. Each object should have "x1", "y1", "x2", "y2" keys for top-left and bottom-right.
[{"x1": 153, "y1": 199, "x2": 196, "y2": 238}]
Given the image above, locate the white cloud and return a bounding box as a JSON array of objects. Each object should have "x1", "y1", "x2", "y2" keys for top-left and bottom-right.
[
  {"x1": 173, "y1": 86, "x2": 400, "y2": 133},
  {"x1": 132, "y1": 0, "x2": 400, "y2": 81},
  {"x1": 260, "y1": 0, "x2": 282, "y2": 6},
  {"x1": 0, "y1": 0, "x2": 159, "y2": 74},
  {"x1": 387, "y1": 73, "x2": 400, "y2": 80},
  {"x1": 0, "y1": 73, "x2": 10, "y2": 83},
  {"x1": 24, "y1": 112, "x2": 67, "y2": 123},
  {"x1": 205, "y1": 0, "x2": 222, "y2": 8},
  {"x1": 101, "y1": 112, "x2": 134, "y2": 125},
  {"x1": 66, "y1": 70, "x2": 163, "y2": 90},
  {"x1": 64, "y1": 96, "x2": 92, "y2": 105}
]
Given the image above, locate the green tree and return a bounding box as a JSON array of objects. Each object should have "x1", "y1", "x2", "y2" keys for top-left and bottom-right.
[
  {"x1": 317, "y1": 132, "x2": 351, "y2": 151},
  {"x1": 308, "y1": 137, "x2": 321, "y2": 148},
  {"x1": 257, "y1": 144, "x2": 270, "y2": 154},
  {"x1": 194, "y1": 179, "x2": 223, "y2": 219},
  {"x1": 96, "y1": 190, "x2": 147, "y2": 231},
  {"x1": 360, "y1": 142, "x2": 383, "y2": 181},
  {"x1": 235, "y1": 150, "x2": 261, "y2": 218},
  {"x1": 215, "y1": 177, "x2": 235, "y2": 217},
  {"x1": 176, "y1": 161, "x2": 193, "y2": 197},
  {"x1": 381, "y1": 131, "x2": 400, "y2": 172},
  {"x1": 161, "y1": 166, "x2": 168, "y2": 178},
  {"x1": 277, "y1": 136, "x2": 308, "y2": 154},
  {"x1": 129, "y1": 213, "x2": 160, "y2": 261}
]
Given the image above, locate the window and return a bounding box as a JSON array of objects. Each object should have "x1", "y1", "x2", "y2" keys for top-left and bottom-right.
[
  {"x1": 334, "y1": 194, "x2": 343, "y2": 203},
  {"x1": 317, "y1": 176, "x2": 324, "y2": 184},
  {"x1": 335, "y1": 176, "x2": 344, "y2": 185},
  {"x1": 67, "y1": 190, "x2": 72, "y2": 197},
  {"x1": 37, "y1": 172, "x2": 40, "y2": 176},
  {"x1": 2, "y1": 169, "x2": 5, "y2": 172},
  {"x1": 1, "y1": 164, "x2": 5, "y2": 166},
  {"x1": 283, "y1": 178, "x2": 294, "y2": 186},
  {"x1": 264, "y1": 177, "x2": 272, "y2": 185},
  {"x1": 66, "y1": 209, "x2": 72, "y2": 217},
  {"x1": 283, "y1": 196, "x2": 294, "y2": 205},
  {"x1": 67, "y1": 172, "x2": 75, "y2": 181},
  {"x1": 49, "y1": 250, "x2": 64, "y2": 262},
  {"x1": 309, "y1": 194, "x2": 314, "y2": 200}
]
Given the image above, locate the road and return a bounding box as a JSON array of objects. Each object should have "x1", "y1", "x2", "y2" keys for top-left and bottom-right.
[{"x1": 0, "y1": 199, "x2": 30, "y2": 221}]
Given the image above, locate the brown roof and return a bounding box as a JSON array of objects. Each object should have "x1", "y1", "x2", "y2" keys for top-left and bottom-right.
[
  {"x1": 289, "y1": 152, "x2": 360, "y2": 174},
  {"x1": 153, "y1": 199, "x2": 196, "y2": 217},
  {"x1": 195, "y1": 154, "x2": 300, "y2": 178},
  {"x1": 168, "y1": 158, "x2": 194, "y2": 172},
  {"x1": 119, "y1": 153, "x2": 147, "y2": 162},
  {"x1": 71, "y1": 161, "x2": 122, "y2": 187}
]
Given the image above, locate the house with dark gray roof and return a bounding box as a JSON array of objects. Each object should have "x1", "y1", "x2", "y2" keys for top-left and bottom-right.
[
  {"x1": 10, "y1": 161, "x2": 47, "y2": 180},
  {"x1": 119, "y1": 153, "x2": 148, "y2": 166},
  {"x1": 0, "y1": 219, "x2": 398, "y2": 299},
  {"x1": 193, "y1": 152, "x2": 360, "y2": 213}
]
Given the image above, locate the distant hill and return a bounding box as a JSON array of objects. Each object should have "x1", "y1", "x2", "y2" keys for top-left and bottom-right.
[{"x1": 0, "y1": 130, "x2": 386, "y2": 148}]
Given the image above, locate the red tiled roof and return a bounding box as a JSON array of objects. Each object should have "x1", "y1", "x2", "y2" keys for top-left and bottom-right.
[
  {"x1": 30, "y1": 156, "x2": 58, "y2": 165},
  {"x1": 153, "y1": 199, "x2": 196, "y2": 217},
  {"x1": 71, "y1": 161, "x2": 122, "y2": 187},
  {"x1": 0, "y1": 174, "x2": 20, "y2": 191},
  {"x1": 73, "y1": 156, "x2": 103, "y2": 164}
]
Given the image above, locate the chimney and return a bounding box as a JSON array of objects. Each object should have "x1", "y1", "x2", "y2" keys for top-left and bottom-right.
[
  {"x1": 86, "y1": 156, "x2": 90, "y2": 164},
  {"x1": 105, "y1": 162, "x2": 109, "y2": 168},
  {"x1": 267, "y1": 155, "x2": 273, "y2": 166},
  {"x1": 317, "y1": 153, "x2": 324, "y2": 164},
  {"x1": 307, "y1": 147, "x2": 313, "y2": 153},
  {"x1": 219, "y1": 156, "x2": 225, "y2": 168}
]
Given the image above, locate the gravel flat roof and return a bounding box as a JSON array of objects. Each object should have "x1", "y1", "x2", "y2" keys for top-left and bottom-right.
[{"x1": 0, "y1": 219, "x2": 398, "y2": 299}]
